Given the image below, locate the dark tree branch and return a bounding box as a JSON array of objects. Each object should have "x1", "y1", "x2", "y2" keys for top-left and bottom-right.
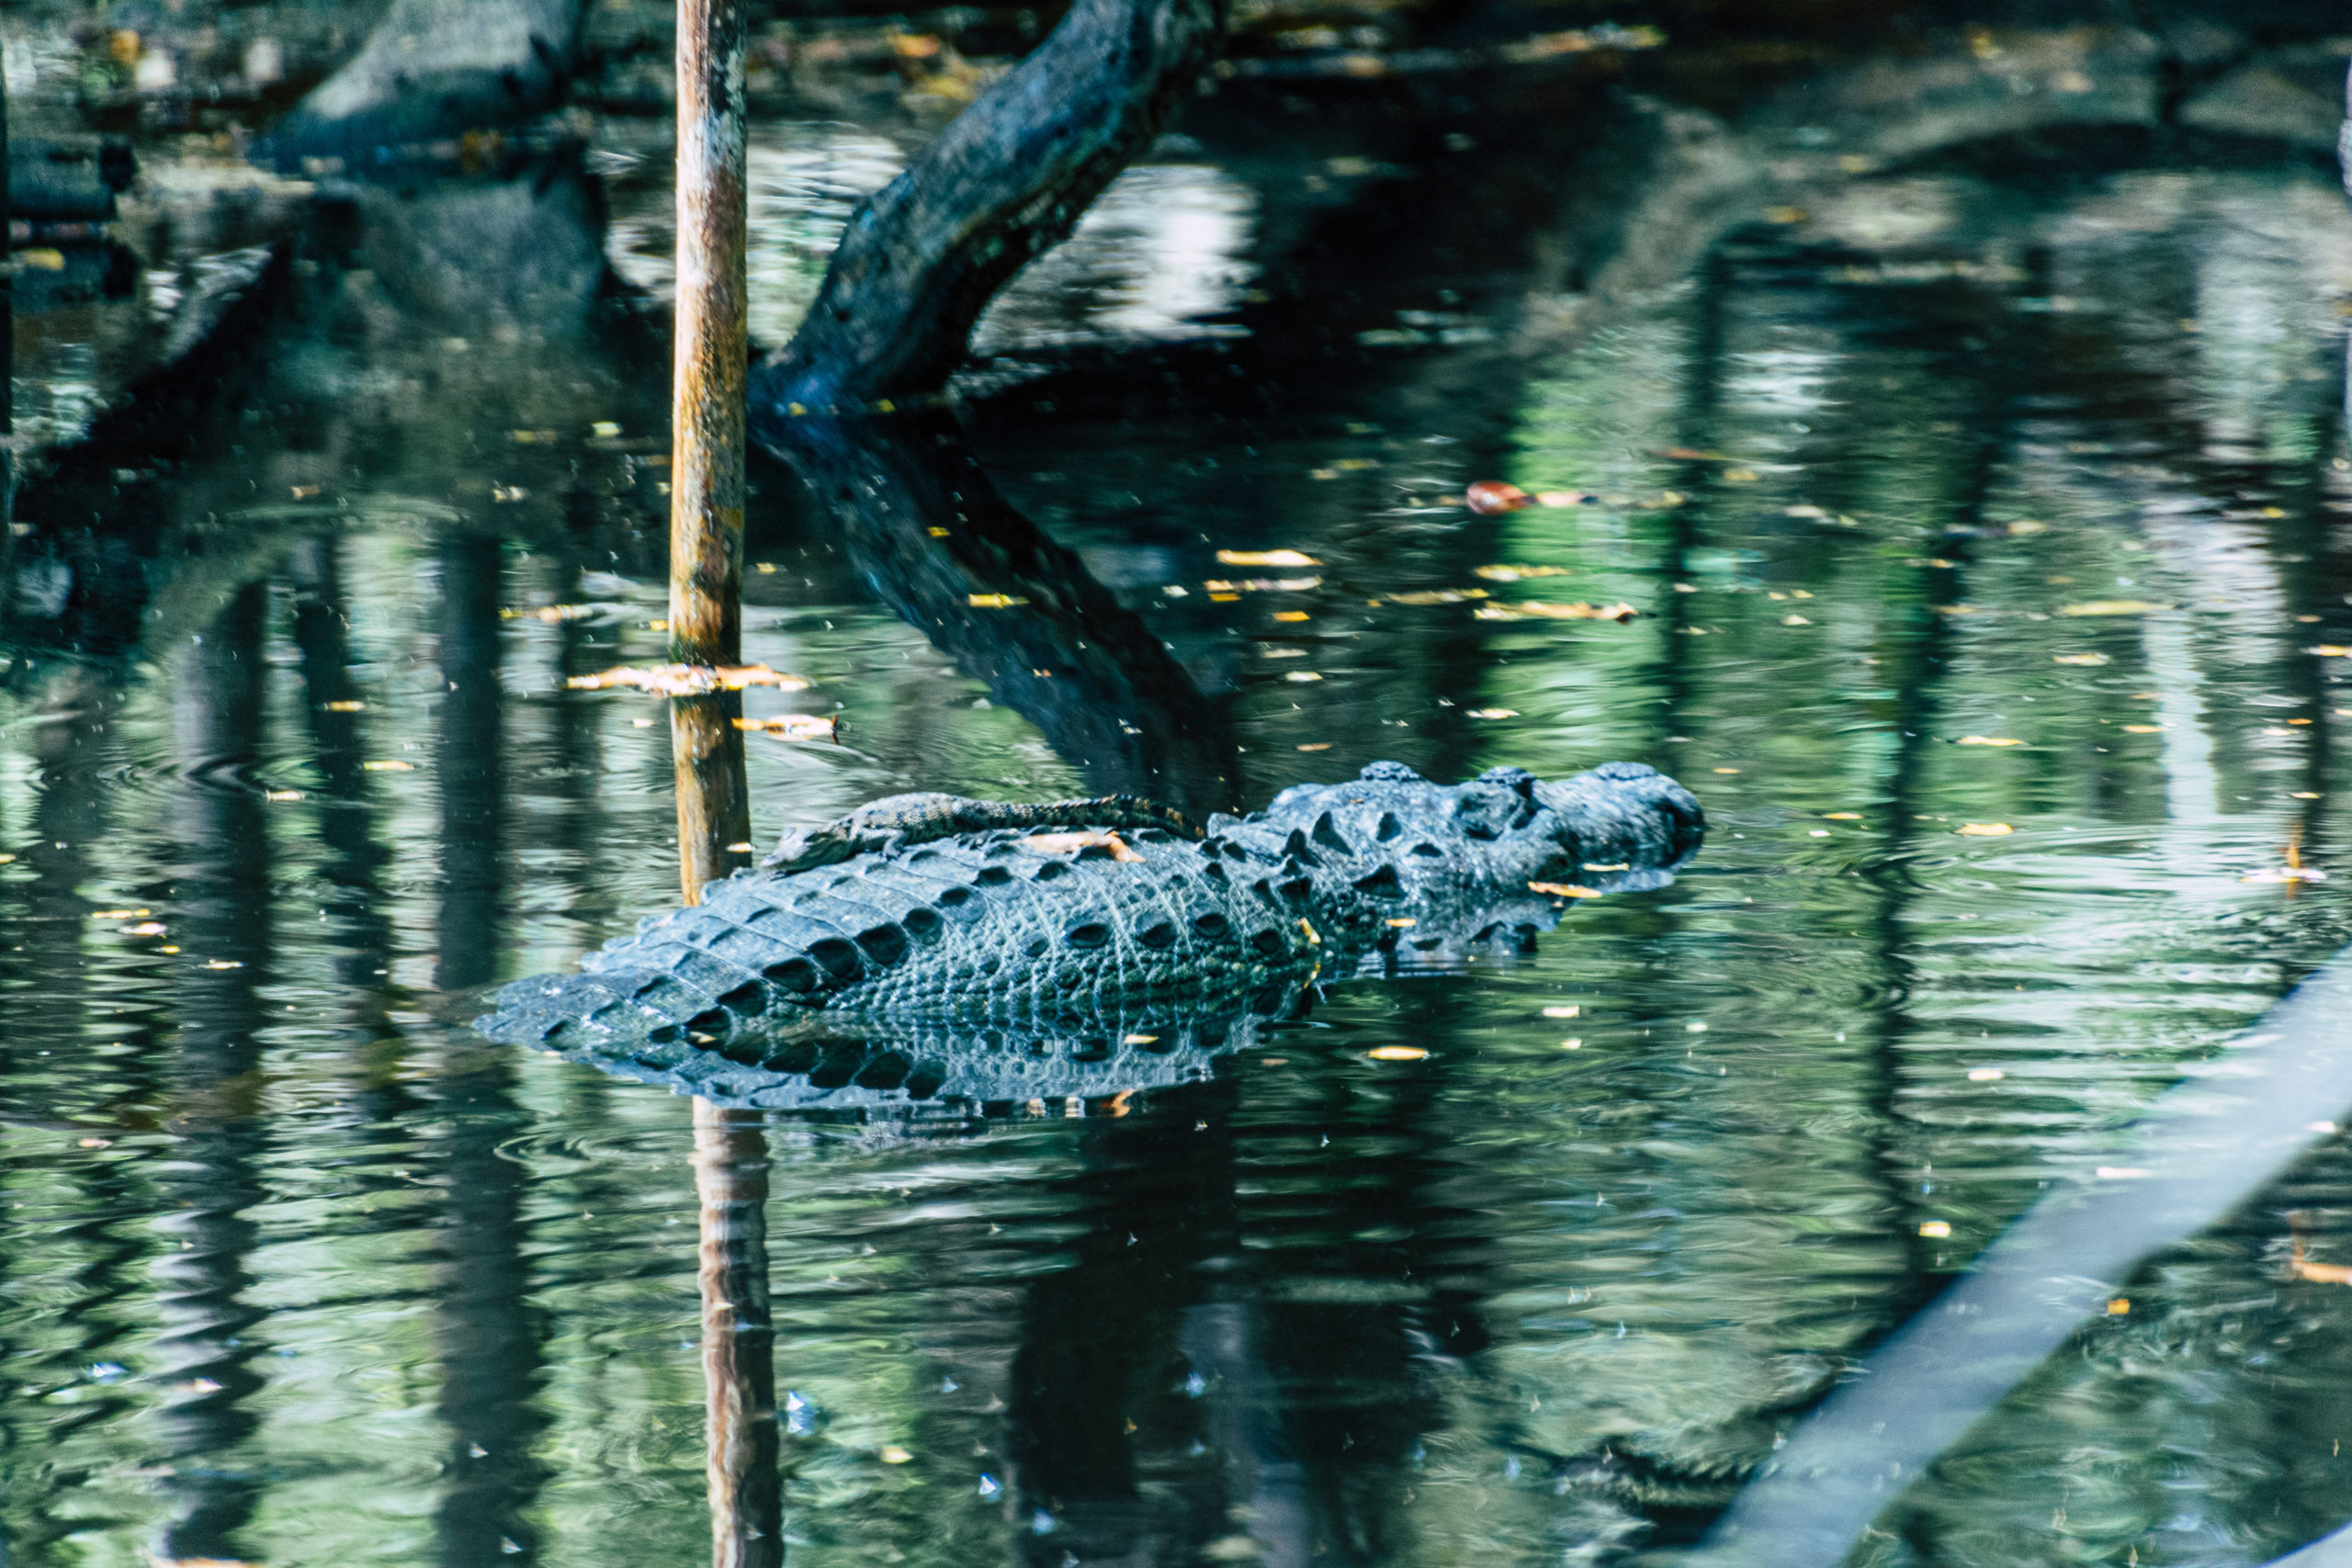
[
  {"x1": 770, "y1": 410, "x2": 1240, "y2": 814},
  {"x1": 753, "y1": 0, "x2": 1228, "y2": 407}
]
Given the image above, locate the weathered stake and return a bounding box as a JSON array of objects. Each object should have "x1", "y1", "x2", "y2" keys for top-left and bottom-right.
[
  {"x1": 670, "y1": 0, "x2": 749, "y2": 666},
  {"x1": 670, "y1": 0, "x2": 753, "y2": 902},
  {"x1": 694, "y1": 1099, "x2": 782, "y2": 1568}
]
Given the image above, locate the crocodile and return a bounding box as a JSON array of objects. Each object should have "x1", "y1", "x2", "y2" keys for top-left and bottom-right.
[{"x1": 473, "y1": 760, "x2": 1704, "y2": 1096}]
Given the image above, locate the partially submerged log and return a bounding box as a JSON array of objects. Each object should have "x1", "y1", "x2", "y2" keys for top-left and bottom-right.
[{"x1": 752, "y1": 0, "x2": 1228, "y2": 410}]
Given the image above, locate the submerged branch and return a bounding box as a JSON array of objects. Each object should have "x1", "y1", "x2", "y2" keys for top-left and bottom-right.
[{"x1": 754, "y1": 0, "x2": 1227, "y2": 408}]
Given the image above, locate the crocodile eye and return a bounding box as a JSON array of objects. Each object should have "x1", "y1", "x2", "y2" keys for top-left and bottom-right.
[
  {"x1": 1065, "y1": 921, "x2": 1112, "y2": 950},
  {"x1": 1138, "y1": 920, "x2": 1179, "y2": 949},
  {"x1": 1192, "y1": 912, "x2": 1230, "y2": 938},
  {"x1": 1250, "y1": 929, "x2": 1288, "y2": 959}
]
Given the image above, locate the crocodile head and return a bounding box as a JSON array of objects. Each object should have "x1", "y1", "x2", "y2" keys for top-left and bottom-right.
[{"x1": 1261, "y1": 758, "x2": 1705, "y2": 894}]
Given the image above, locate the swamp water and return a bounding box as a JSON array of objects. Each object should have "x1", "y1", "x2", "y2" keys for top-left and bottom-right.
[{"x1": 5, "y1": 123, "x2": 2352, "y2": 1568}]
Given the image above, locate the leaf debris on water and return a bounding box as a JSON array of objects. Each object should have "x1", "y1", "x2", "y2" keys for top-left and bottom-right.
[
  {"x1": 2060, "y1": 600, "x2": 2168, "y2": 616},
  {"x1": 1474, "y1": 565, "x2": 1569, "y2": 581},
  {"x1": 1286, "y1": 671, "x2": 1323, "y2": 682},
  {"x1": 967, "y1": 593, "x2": 1029, "y2": 608},
  {"x1": 732, "y1": 715, "x2": 839, "y2": 741},
  {"x1": 1543, "y1": 1005, "x2": 1580, "y2": 1018},
  {"x1": 1957, "y1": 736, "x2": 2024, "y2": 747},
  {"x1": 1216, "y1": 549, "x2": 1320, "y2": 568},
  {"x1": 1296, "y1": 742, "x2": 1332, "y2": 751},
  {"x1": 1382, "y1": 589, "x2": 1489, "y2": 605},
  {"x1": 1529, "y1": 882, "x2": 1602, "y2": 898},
  {"x1": 1919, "y1": 1221, "x2": 1951, "y2": 1238},
  {"x1": 568, "y1": 664, "x2": 811, "y2": 695},
  {"x1": 1956, "y1": 822, "x2": 2014, "y2": 836},
  {"x1": 1473, "y1": 601, "x2": 1638, "y2": 623},
  {"x1": 1465, "y1": 481, "x2": 1532, "y2": 514},
  {"x1": 2052, "y1": 653, "x2": 2109, "y2": 666},
  {"x1": 1824, "y1": 812, "x2": 1862, "y2": 819},
  {"x1": 1368, "y1": 1045, "x2": 1430, "y2": 1061},
  {"x1": 501, "y1": 604, "x2": 598, "y2": 624},
  {"x1": 1466, "y1": 708, "x2": 1519, "y2": 718},
  {"x1": 363, "y1": 760, "x2": 416, "y2": 772}
]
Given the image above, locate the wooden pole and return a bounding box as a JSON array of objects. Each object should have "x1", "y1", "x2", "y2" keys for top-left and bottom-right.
[
  {"x1": 694, "y1": 1099, "x2": 782, "y2": 1568},
  {"x1": 669, "y1": 0, "x2": 753, "y2": 903},
  {"x1": 670, "y1": 0, "x2": 749, "y2": 666}
]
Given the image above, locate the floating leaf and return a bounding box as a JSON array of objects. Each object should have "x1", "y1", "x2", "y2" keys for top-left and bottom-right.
[
  {"x1": 1919, "y1": 1221, "x2": 1951, "y2": 1238},
  {"x1": 1383, "y1": 589, "x2": 1489, "y2": 605},
  {"x1": 1285, "y1": 671, "x2": 1324, "y2": 683},
  {"x1": 2052, "y1": 653, "x2": 2109, "y2": 666},
  {"x1": 1216, "y1": 549, "x2": 1321, "y2": 568},
  {"x1": 1475, "y1": 564, "x2": 1569, "y2": 581},
  {"x1": 967, "y1": 593, "x2": 1029, "y2": 608},
  {"x1": 1528, "y1": 881, "x2": 1603, "y2": 898},
  {"x1": 2121, "y1": 723, "x2": 2163, "y2": 734},
  {"x1": 2312, "y1": 645, "x2": 2352, "y2": 658},
  {"x1": 491, "y1": 486, "x2": 528, "y2": 502},
  {"x1": 1782, "y1": 614, "x2": 1812, "y2": 626},
  {"x1": 501, "y1": 604, "x2": 598, "y2": 624},
  {"x1": 568, "y1": 664, "x2": 811, "y2": 696},
  {"x1": 1296, "y1": 742, "x2": 1332, "y2": 751},
  {"x1": 1473, "y1": 601, "x2": 1638, "y2": 623},
  {"x1": 732, "y1": 715, "x2": 839, "y2": 741},
  {"x1": 363, "y1": 760, "x2": 416, "y2": 772},
  {"x1": 1956, "y1": 822, "x2": 2013, "y2": 836},
  {"x1": 879, "y1": 1446, "x2": 914, "y2": 1464},
  {"x1": 1543, "y1": 1005, "x2": 1580, "y2": 1018},
  {"x1": 1465, "y1": 480, "x2": 1533, "y2": 515},
  {"x1": 1367, "y1": 1045, "x2": 1430, "y2": 1061},
  {"x1": 2060, "y1": 600, "x2": 2167, "y2": 616},
  {"x1": 1956, "y1": 735, "x2": 2023, "y2": 747},
  {"x1": 1968, "y1": 1068, "x2": 2004, "y2": 1081},
  {"x1": 1272, "y1": 610, "x2": 1310, "y2": 622},
  {"x1": 1824, "y1": 812, "x2": 1862, "y2": 820},
  {"x1": 1535, "y1": 491, "x2": 1590, "y2": 507},
  {"x1": 1465, "y1": 708, "x2": 1519, "y2": 718}
]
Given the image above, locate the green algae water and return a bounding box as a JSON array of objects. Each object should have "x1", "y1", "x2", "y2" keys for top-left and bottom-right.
[{"x1": 6, "y1": 128, "x2": 2352, "y2": 1568}]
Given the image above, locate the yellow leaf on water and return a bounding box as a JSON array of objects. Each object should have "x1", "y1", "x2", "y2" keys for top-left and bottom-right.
[
  {"x1": 1824, "y1": 812, "x2": 1862, "y2": 819},
  {"x1": 591, "y1": 421, "x2": 622, "y2": 437},
  {"x1": 2121, "y1": 724, "x2": 2163, "y2": 734},
  {"x1": 1956, "y1": 822, "x2": 2013, "y2": 836},
  {"x1": 967, "y1": 593, "x2": 1029, "y2": 608},
  {"x1": 2060, "y1": 600, "x2": 2168, "y2": 616},
  {"x1": 501, "y1": 604, "x2": 597, "y2": 624},
  {"x1": 1475, "y1": 564, "x2": 1570, "y2": 581},
  {"x1": 1782, "y1": 614, "x2": 1812, "y2": 626},
  {"x1": 2312, "y1": 646, "x2": 2352, "y2": 657},
  {"x1": 568, "y1": 664, "x2": 811, "y2": 696},
  {"x1": 1713, "y1": 767, "x2": 1741, "y2": 774},
  {"x1": 1367, "y1": 1046, "x2": 1430, "y2": 1061},
  {"x1": 879, "y1": 1446, "x2": 913, "y2": 1465},
  {"x1": 1543, "y1": 1005, "x2": 1580, "y2": 1018},
  {"x1": 1216, "y1": 549, "x2": 1320, "y2": 568},
  {"x1": 1297, "y1": 742, "x2": 1332, "y2": 751},
  {"x1": 1286, "y1": 671, "x2": 1323, "y2": 682},
  {"x1": 1529, "y1": 882, "x2": 1603, "y2": 897},
  {"x1": 1383, "y1": 589, "x2": 1489, "y2": 605},
  {"x1": 1968, "y1": 1068, "x2": 2004, "y2": 1081},
  {"x1": 1466, "y1": 708, "x2": 1519, "y2": 719},
  {"x1": 732, "y1": 715, "x2": 839, "y2": 742},
  {"x1": 1272, "y1": 611, "x2": 1310, "y2": 622},
  {"x1": 322, "y1": 700, "x2": 366, "y2": 712},
  {"x1": 1957, "y1": 736, "x2": 2023, "y2": 747},
  {"x1": 2052, "y1": 653, "x2": 2109, "y2": 666},
  {"x1": 363, "y1": 760, "x2": 415, "y2": 772},
  {"x1": 1473, "y1": 601, "x2": 1638, "y2": 623},
  {"x1": 1919, "y1": 1221, "x2": 1951, "y2": 1238}
]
